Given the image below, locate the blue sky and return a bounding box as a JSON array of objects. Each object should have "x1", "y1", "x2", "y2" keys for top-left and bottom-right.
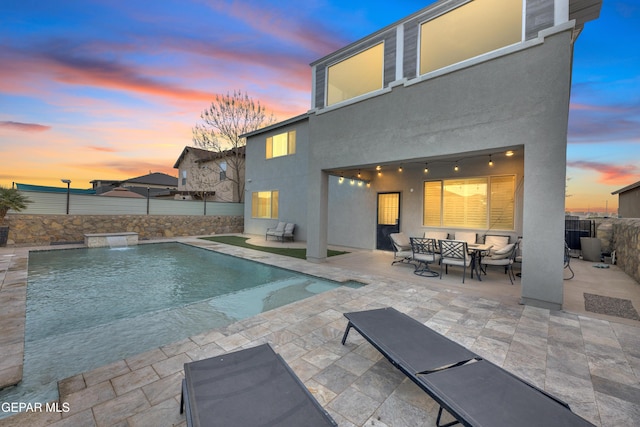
[{"x1": 0, "y1": 0, "x2": 638, "y2": 212}]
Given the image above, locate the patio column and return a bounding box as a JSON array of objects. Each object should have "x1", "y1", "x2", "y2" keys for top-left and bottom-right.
[
  {"x1": 520, "y1": 141, "x2": 567, "y2": 311},
  {"x1": 306, "y1": 168, "x2": 329, "y2": 263}
]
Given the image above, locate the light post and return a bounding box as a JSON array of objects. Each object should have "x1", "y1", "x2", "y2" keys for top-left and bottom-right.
[
  {"x1": 203, "y1": 192, "x2": 207, "y2": 216},
  {"x1": 61, "y1": 179, "x2": 71, "y2": 214},
  {"x1": 146, "y1": 187, "x2": 150, "y2": 215}
]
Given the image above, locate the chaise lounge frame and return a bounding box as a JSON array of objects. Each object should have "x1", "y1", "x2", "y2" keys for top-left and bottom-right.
[
  {"x1": 180, "y1": 343, "x2": 336, "y2": 427},
  {"x1": 341, "y1": 307, "x2": 594, "y2": 427}
]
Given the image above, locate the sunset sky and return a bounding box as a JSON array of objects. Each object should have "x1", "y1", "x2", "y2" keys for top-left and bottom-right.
[{"x1": 1, "y1": 1, "x2": 638, "y2": 213}]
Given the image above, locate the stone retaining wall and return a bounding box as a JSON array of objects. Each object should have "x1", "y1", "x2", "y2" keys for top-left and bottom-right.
[
  {"x1": 3, "y1": 214, "x2": 244, "y2": 245},
  {"x1": 596, "y1": 218, "x2": 640, "y2": 285}
]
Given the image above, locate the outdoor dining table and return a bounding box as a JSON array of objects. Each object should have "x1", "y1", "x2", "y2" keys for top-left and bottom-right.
[{"x1": 467, "y1": 243, "x2": 493, "y2": 281}]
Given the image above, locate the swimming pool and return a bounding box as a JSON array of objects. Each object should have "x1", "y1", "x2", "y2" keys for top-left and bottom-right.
[{"x1": 0, "y1": 242, "x2": 359, "y2": 410}]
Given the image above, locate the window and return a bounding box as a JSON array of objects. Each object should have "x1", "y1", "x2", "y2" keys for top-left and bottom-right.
[
  {"x1": 377, "y1": 193, "x2": 400, "y2": 225},
  {"x1": 424, "y1": 175, "x2": 515, "y2": 230},
  {"x1": 419, "y1": 0, "x2": 522, "y2": 75},
  {"x1": 219, "y1": 161, "x2": 227, "y2": 181},
  {"x1": 266, "y1": 131, "x2": 296, "y2": 159},
  {"x1": 327, "y1": 43, "x2": 384, "y2": 106},
  {"x1": 181, "y1": 170, "x2": 187, "y2": 186},
  {"x1": 252, "y1": 190, "x2": 279, "y2": 219}
]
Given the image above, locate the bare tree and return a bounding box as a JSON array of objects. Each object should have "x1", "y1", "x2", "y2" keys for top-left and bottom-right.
[{"x1": 192, "y1": 90, "x2": 276, "y2": 202}]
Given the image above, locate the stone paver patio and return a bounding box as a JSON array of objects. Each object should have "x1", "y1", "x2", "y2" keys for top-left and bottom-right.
[{"x1": 1, "y1": 235, "x2": 639, "y2": 426}]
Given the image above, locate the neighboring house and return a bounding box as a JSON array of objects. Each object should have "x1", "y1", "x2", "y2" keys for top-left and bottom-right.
[
  {"x1": 612, "y1": 181, "x2": 640, "y2": 218},
  {"x1": 91, "y1": 172, "x2": 178, "y2": 198},
  {"x1": 173, "y1": 146, "x2": 246, "y2": 202},
  {"x1": 243, "y1": 0, "x2": 602, "y2": 310}
]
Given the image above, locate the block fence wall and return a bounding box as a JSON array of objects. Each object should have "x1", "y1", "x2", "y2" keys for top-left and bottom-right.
[
  {"x1": 596, "y1": 218, "x2": 640, "y2": 285},
  {"x1": 3, "y1": 214, "x2": 244, "y2": 245}
]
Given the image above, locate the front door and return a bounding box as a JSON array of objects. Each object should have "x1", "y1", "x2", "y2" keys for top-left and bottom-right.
[{"x1": 376, "y1": 192, "x2": 401, "y2": 250}]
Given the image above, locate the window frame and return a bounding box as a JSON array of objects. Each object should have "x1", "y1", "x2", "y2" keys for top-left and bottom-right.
[
  {"x1": 326, "y1": 42, "x2": 385, "y2": 107},
  {"x1": 418, "y1": 0, "x2": 523, "y2": 76},
  {"x1": 251, "y1": 190, "x2": 279, "y2": 219},
  {"x1": 266, "y1": 130, "x2": 296, "y2": 159},
  {"x1": 423, "y1": 175, "x2": 516, "y2": 231}
]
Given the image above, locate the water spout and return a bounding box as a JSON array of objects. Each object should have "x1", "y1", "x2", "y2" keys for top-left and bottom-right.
[{"x1": 106, "y1": 235, "x2": 129, "y2": 249}]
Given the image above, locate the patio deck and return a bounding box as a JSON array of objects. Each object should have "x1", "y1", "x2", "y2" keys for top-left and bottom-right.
[{"x1": 0, "y1": 235, "x2": 638, "y2": 426}]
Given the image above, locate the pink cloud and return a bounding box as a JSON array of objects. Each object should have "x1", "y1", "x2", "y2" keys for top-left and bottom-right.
[
  {"x1": 86, "y1": 145, "x2": 118, "y2": 153},
  {"x1": 0, "y1": 121, "x2": 51, "y2": 132},
  {"x1": 567, "y1": 160, "x2": 640, "y2": 185},
  {"x1": 207, "y1": 2, "x2": 346, "y2": 57}
]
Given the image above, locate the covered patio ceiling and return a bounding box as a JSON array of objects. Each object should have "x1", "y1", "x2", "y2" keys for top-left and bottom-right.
[{"x1": 325, "y1": 146, "x2": 524, "y2": 181}]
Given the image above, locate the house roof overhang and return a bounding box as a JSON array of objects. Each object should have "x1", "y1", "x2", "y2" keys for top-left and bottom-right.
[
  {"x1": 612, "y1": 180, "x2": 640, "y2": 195},
  {"x1": 240, "y1": 113, "x2": 310, "y2": 139}
]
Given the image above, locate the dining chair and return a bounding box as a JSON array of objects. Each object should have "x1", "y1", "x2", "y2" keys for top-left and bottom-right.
[{"x1": 439, "y1": 239, "x2": 472, "y2": 283}]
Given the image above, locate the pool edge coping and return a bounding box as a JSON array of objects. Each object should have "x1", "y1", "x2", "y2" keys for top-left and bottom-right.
[{"x1": 0, "y1": 236, "x2": 370, "y2": 393}]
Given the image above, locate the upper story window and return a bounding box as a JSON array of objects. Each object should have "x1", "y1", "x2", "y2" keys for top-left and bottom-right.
[
  {"x1": 266, "y1": 130, "x2": 296, "y2": 159},
  {"x1": 219, "y1": 161, "x2": 227, "y2": 181},
  {"x1": 327, "y1": 42, "x2": 384, "y2": 106},
  {"x1": 420, "y1": 0, "x2": 522, "y2": 75}
]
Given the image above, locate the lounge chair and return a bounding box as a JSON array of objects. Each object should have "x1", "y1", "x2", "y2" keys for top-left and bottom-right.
[
  {"x1": 410, "y1": 237, "x2": 440, "y2": 277},
  {"x1": 266, "y1": 222, "x2": 295, "y2": 242},
  {"x1": 390, "y1": 232, "x2": 414, "y2": 266},
  {"x1": 180, "y1": 343, "x2": 336, "y2": 427},
  {"x1": 482, "y1": 234, "x2": 510, "y2": 256},
  {"x1": 265, "y1": 222, "x2": 286, "y2": 241},
  {"x1": 282, "y1": 222, "x2": 295, "y2": 242},
  {"x1": 342, "y1": 307, "x2": 595, "y2": 427}
]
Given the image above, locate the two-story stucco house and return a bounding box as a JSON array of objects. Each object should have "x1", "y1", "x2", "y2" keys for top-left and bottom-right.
[
  {"x1": 173, "y1": 146, "x2": 246, "y2": 202},
  {"x1": 242, "y1": 0, "x2": 602, "y2": 310}
]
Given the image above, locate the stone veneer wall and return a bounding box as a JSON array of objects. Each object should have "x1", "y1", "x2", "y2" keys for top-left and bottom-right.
[
  {"x1": 3, "y1": 214, "x2": 243, "y2": 245},
  {"x1": 596, "y1": 218, "x2": 640, "y2": 285}
]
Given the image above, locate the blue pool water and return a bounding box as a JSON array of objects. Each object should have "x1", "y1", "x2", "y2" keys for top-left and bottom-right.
[{"x1": 0, "y1": 242, "x2": 359, "y2": 412}]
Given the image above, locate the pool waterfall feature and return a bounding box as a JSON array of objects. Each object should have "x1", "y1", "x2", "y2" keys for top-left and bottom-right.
[{"x1": 84, "y1": 232, "x2": 138, "y2": 248}]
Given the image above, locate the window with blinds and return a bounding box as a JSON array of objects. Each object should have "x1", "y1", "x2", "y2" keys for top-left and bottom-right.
[
  {"x1": 424, "y1": 175, "x2": 515, "y2": 230},
  {"x1": 423, "y1": 181, "x2": 442, "y2": 227},
  {"x1": 489, "y1": 175, "x2": 515, "y2": 230}
]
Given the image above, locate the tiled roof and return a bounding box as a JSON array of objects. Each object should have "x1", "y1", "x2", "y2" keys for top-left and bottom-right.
[
  {"x1": 173, "y1": 146, "x2": 245, "y2": 168},
  {"x1": 125, "y1": 172, "x2": 178, "y2": 186}
]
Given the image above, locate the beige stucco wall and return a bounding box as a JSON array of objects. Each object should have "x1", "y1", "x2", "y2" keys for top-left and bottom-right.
[{"x1": 176, "y1": 150, "x2": 243, "y2": 202}]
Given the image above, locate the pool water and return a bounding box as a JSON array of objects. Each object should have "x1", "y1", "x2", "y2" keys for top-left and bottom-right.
[{"x1": 0, "y1": 242, "x2": 359, "y2": 410}]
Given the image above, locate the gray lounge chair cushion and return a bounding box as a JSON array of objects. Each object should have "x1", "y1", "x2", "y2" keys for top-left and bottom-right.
[{"x1": 182, "y1": 344, "x2": 336, "y2": 427}]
